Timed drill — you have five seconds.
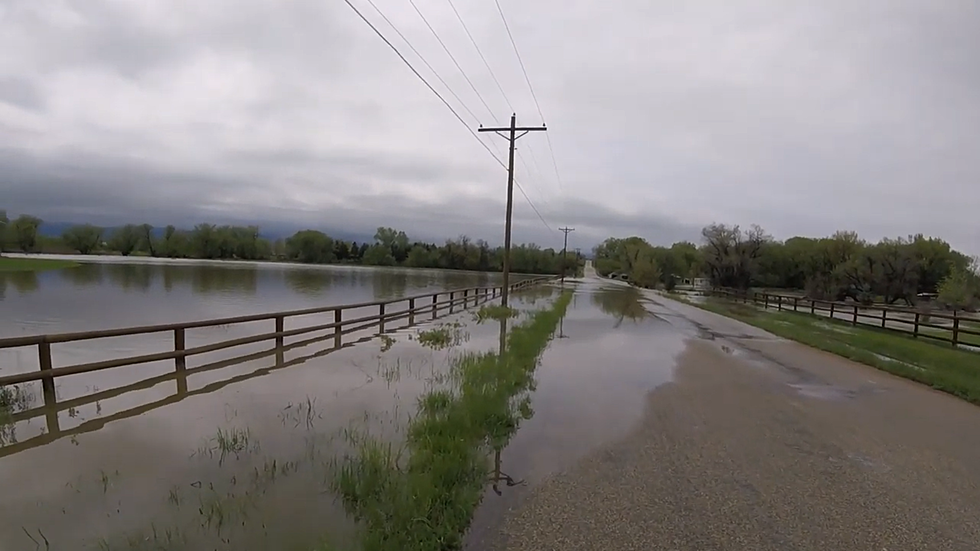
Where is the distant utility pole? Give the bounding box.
[559,227,574,283]
[479,114,547,306]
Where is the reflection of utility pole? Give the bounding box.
[479,114,547,307]
[559,227,574,284]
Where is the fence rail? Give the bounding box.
[708,289,980,349]
[0,276,555,393]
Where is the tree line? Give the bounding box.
[594,223,980,311]
[0,211,581,276]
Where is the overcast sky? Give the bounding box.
[0,0,977,253]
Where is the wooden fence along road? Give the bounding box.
[0,276,555,453]
[709,289,980,349]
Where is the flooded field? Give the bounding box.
[1,262,691,550]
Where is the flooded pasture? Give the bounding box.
[1,259,694,550]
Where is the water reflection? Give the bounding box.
[372,269,408,300]
[591,284,649,326]
[513,283,556,305]
[191,265,258,296]
[0,271,39,296]
[284,268,334,297]
[107,262,155,293]
[490,446,524,496]
[61,263,105,287]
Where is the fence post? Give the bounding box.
[830,303,835,319]
[764,294,769,309]
[275,315,285,348]
[913,312,920,338]
[777,296,782,311]
[881,309,887,329]
[334,309,342,347]
[952,313,960,347]
[38,339,60,434]
[463,289,469,307]
[38,340,57,408]
[432,294,438,319]
[810,300,815,315]
[793,297,798,312]
[852,305,858,326]
[174,328,186,371]
[379,303,386,333]
[408,298,416,325]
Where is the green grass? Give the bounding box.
[328,290,573,551]
[415,322,467,350]
[472,304,518,323]
[0,256,80,272]
[682,296,980,406]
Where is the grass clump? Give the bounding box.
[0,257,80,272]
[1,385,35,445]
[684,297,980,405]
[415,322,466,350]
[330,290,573,551]
[473,304,518,323]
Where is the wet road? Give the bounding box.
[481,270,980,550]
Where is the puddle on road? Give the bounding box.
[0,291,550,550]
[466,279,687,548]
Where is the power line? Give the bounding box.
[493,0,565,192]
[445,0,514,113]
[493,0,543,123]
[362,0,480,124]
[407,0,496,119]
[341,0,553,233]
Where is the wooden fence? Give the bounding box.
[708,289,980,349]
[0,276,555,399]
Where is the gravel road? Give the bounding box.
[490,277,980,550]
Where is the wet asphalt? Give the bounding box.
[482,269,980,550]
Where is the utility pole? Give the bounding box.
[479,114,547,306]
[559,227,574,283]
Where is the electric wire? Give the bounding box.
[445,0,514,113]
[341,0,553,232]
[407,0,496,119]
[362,0,480,124]
[493,0,565,192]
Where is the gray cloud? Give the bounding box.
[0,0,977,254]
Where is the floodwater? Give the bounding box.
[0,260,696,550]
[466,277,689,548]
[0,256,529,417]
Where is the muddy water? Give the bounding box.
[1,266,685,551]
[0,257,529,432]
[466,278,689,548]
[0,268,546,550]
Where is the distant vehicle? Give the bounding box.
[619,273,629,281]
[608,272,619,279]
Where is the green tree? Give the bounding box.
[362,244,396,266]
[0,209,8,255]
[62,224,104,254]
[140,224,157,256]
[10,215,42,253]
[701,224,769,290]
[285,230,334,264]
[374,226,410,261]
[937,264,979,311]
[406,245,436,268]
[108,224,142,256]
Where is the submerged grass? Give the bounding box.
[414,321,467,350]
[1,384,35,446]
[472,304,518,323]
[679,296,980,406]
[0,256,80,272]
[329,289,573,551]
